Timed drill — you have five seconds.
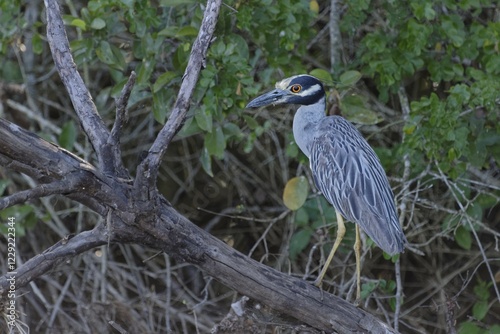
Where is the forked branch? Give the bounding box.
[44,0,121,175]
[134,0,222,198]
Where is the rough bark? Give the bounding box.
[0,0,397,333]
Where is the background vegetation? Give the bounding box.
[1,0,499,333]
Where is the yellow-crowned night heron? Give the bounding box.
[246,74,406,301]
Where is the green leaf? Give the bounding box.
[222,122,242,140]
[340,94,383,125]
[0,204,35,237]
[476,194,498,210]
[489,325,500,334]
[339,70,362,88]
[386,280,396,292]
[87,1,101,12]
[200,147,213,177]
[32,33,44,55]
[467,203,483,222]
[0,179,10,196]
[472,300,489,321]
[58,121,77,150]
[294,208,309,227]
[309,68,332,83]
[473,281,490,300]
[91,17,106,30]
[243,115,259,130]
[455,225,472,250]
[175,26,198,37]
[283,176,309,210]
[195,106,213,132]
[153,71,177,93]
[96,41,126,71]
[70,18,87,31]
[286,140,299,158]
[160,0,196,6]
[158,26,179,37]
[120,0,135,8]
[136,59,156,85]
[111,44,126,71]
[0,60,22,81]
[360,281,378,299]
[229,34,250,60]
[458,322,482,334]
[442,214,460,231]
[152,88,168,124]
[289,228,313,260]
[205,125,225,159]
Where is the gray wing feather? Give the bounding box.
[310,116,406,255]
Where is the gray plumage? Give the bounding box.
[247,74,406,255]
[310,116,405,255]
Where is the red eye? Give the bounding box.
[290,84,301,93]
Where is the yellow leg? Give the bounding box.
[314,212,346,287]
[354,224,361,304]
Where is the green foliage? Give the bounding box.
[458,279,499,333]
[403,72,500,178]
[0,180,10,196]
[459,323,500,334]
[0,0,23,55]
[337,70,362,89]
[0,204,37,237]
[61,0,318,172]
[236,0,314,67]
[455,225,472,250]
[309,68,333,83]
[360,17,429,94]
[289,228,313,261]
[382,251,401,264]
[0,0,24,81]
[473,280,492,320]
[459,322,482,334]
[289,197,335,260]
[0,0,318,175]
[58,121,78,150]
[352,0,500,101]
[361,279,397,306]
[334,70,383,125]
[442,195,497,250]
[340,94,383,125]
[64,0,187,124]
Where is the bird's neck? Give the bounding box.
[292,98,326,158]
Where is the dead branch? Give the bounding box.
[44,0,119,175]
[109,71,137,178]
[0,178,78,210]
[0,119,397,332]
[134,0,221,199]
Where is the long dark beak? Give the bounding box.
[246,89,288,108]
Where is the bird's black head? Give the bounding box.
[246,74,325,108]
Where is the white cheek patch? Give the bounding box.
[298,84,322,97]
[275,75,322,97]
